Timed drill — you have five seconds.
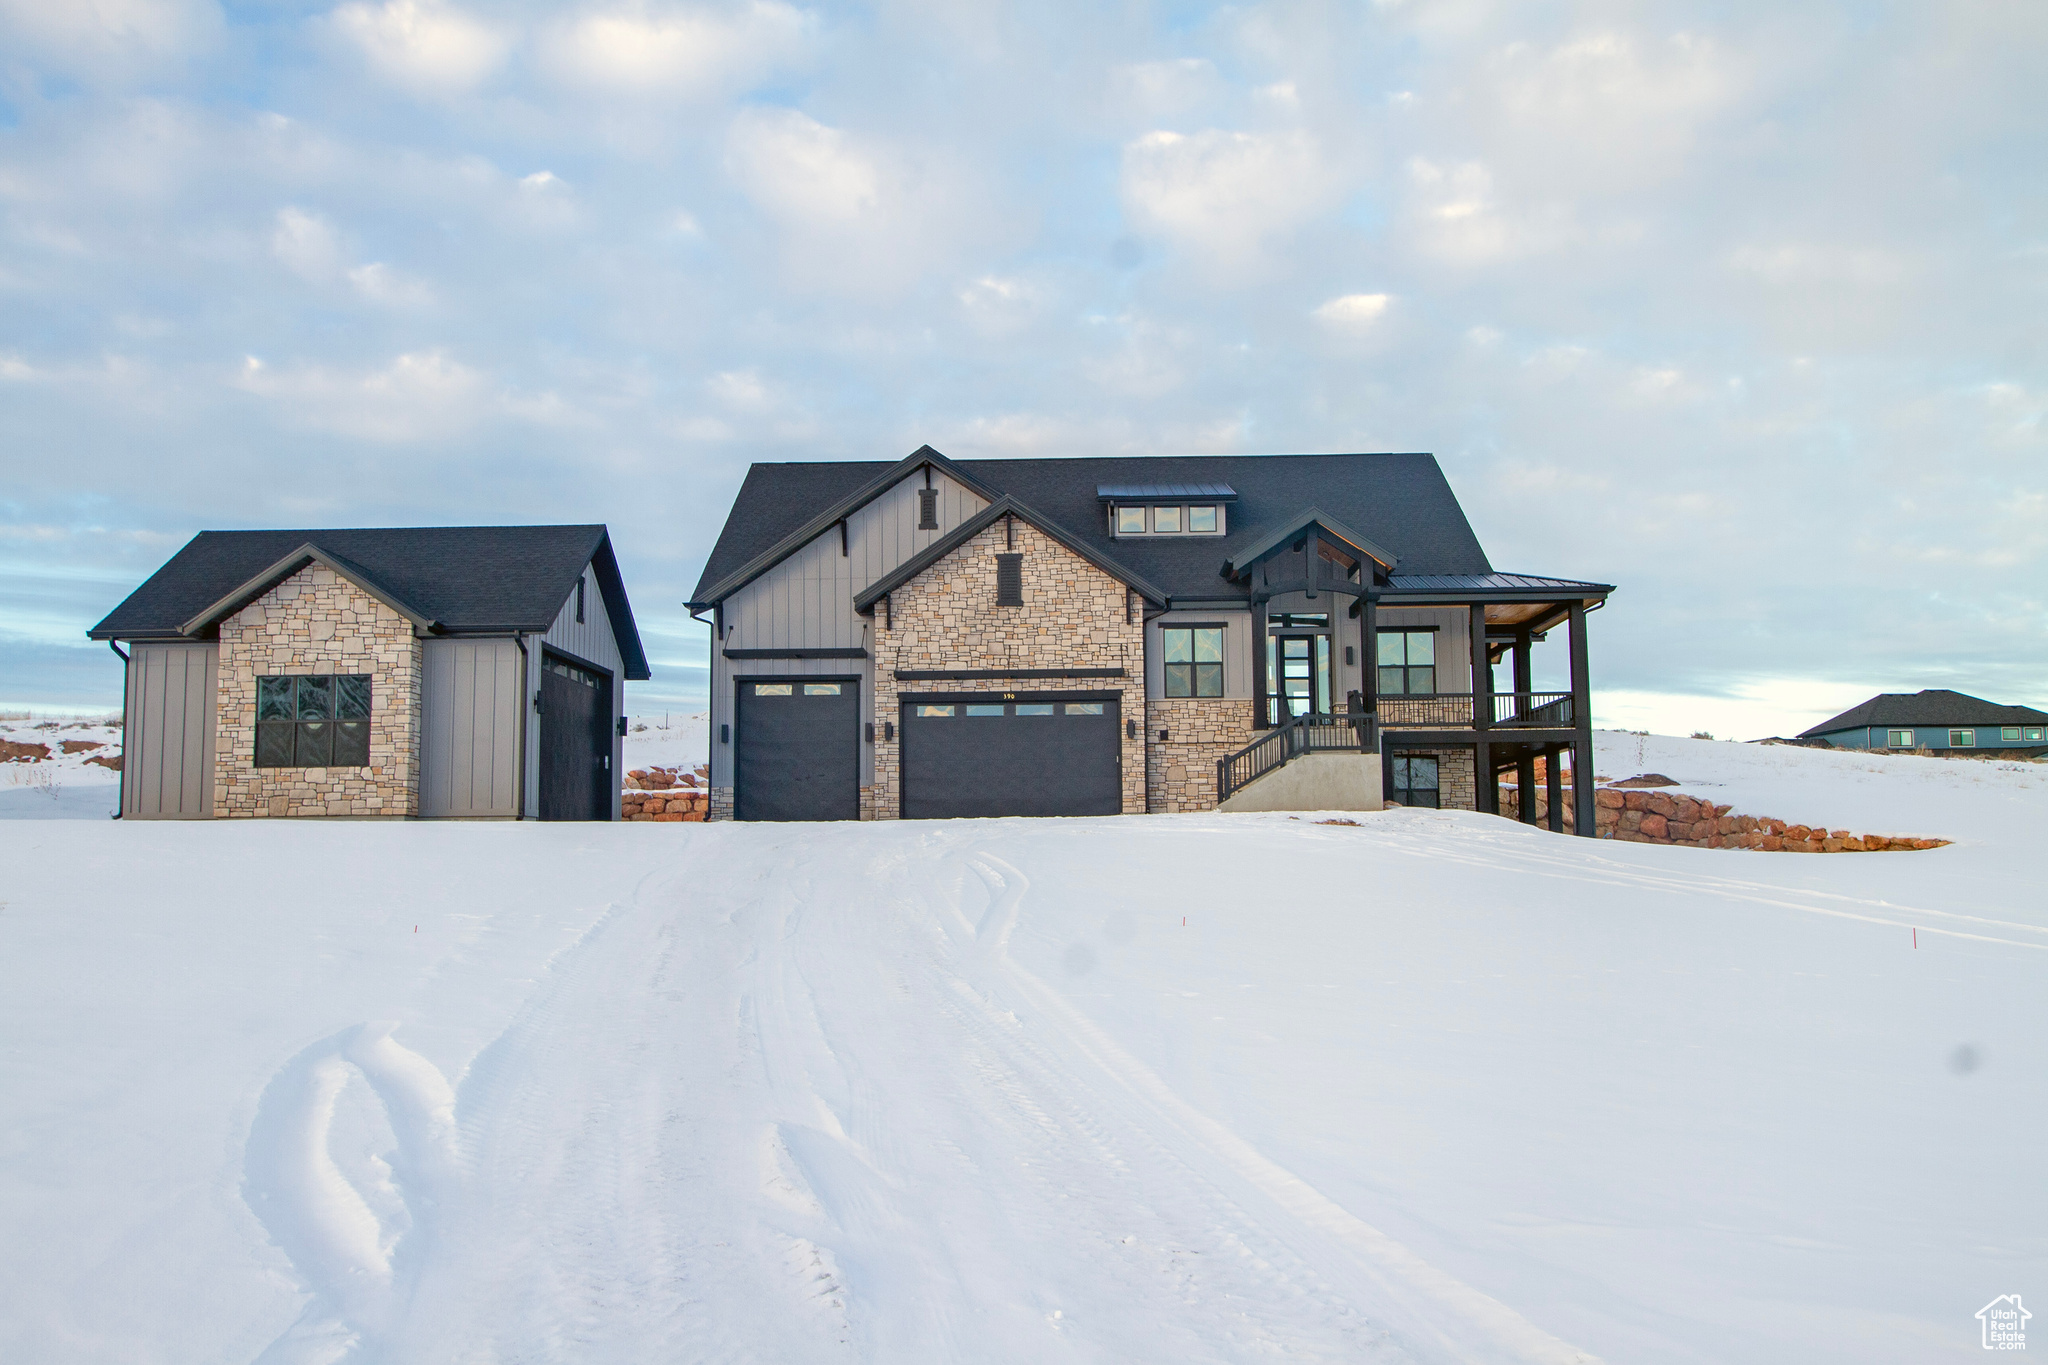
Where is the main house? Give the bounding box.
[690,447,1613,830]
[89,526,649,820]
[1800,689,2048,757]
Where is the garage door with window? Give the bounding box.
[735,679,860,821]
[900,695,1121,819]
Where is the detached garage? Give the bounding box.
[88,525,650,821]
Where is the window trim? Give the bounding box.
[1949,728,1975,747]
[1389,754,1441,808]
[1109,503,1227,537]
[1885,728,1914,748]
[1376,628,1439,697]
[254,673,373,769]
[2000,726,2021,741]
[1160,624,1225,698]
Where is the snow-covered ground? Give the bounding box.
[625,710,710,774]
[0,717,122,820]
[1,735,2042,1363]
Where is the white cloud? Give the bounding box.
[235,350,493,442]
[1313,293,1390,327]
[729,108,878,227]
[271,207,343,281]
[1120,129,1333,273]
[1108,59,1222,117]
[0,0,219,84]
[543,1,810,98]
[346,262,432,307]
[330,0,510,95]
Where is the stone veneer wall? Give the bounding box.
[1146,698,1254,812]
[214,564,422,818]
[868,520,1145,819]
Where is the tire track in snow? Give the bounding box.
[961,852,1603,1365]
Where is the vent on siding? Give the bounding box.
[995,554,1023,606]
[917,487,939,529]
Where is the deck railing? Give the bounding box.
[1374,692,1577,729]
[1217,711,1378,804]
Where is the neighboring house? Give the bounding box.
[688,447,1613,828]
[1800,689,2048,757]
[88,526,650,820]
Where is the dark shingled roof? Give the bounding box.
[692,452,1505,606]
[1800,689,2048,737]
[90,525,650,679]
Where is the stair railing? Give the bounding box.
[1216,710,1378,804]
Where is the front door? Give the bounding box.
[539,653,612,821]
[1267,633,1331,721]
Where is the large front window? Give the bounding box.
[256,674,371,768]
[1163,626,1224,697]
[1377,630,1436,695]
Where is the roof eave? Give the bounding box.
[1221,507,1400,577]
[691,445,1008,608]
[853,495,1170,614]
[175,543,440,638]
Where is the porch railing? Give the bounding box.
[1217,711,1378,804]
[1493,691,1574,726]
[1374,692,1577,728]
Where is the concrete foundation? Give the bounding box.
[1217,752,1384,813]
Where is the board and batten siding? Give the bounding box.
[1145,609,1255,699]
[709,469,989,791]
[525,563,626,818]
[123,641,217,819]
[419,638,523,818]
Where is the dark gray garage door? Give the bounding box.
[901,696,1122,819]
[539,653,613,821]
[735,679,860,821]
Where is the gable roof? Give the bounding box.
[691,450,1506,607]
[852,495,1170,613]
[1800,689,2048,737]
[1221,506,1399,576]
[90,524,651,679]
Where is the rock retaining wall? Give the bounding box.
[621,763,712,822]
[1499,785,1949,851]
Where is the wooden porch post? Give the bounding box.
[1251,597,1269,730]
[1469,604,1491,731]
[1359,589,1378,713]
[1546,742,1565,833]
[1513,627,1533,715]
[1569,601,1596,837]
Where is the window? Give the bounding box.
[803,683,841,696]
[965,704,1005,716]
[1390,755,1439,808]
[1116,506,1146,534]
[1949,728,1974,747]
[914,704,955,717]
[1886,729,1914,748]
[2028,728,2046,742]
[995,553,1023,606]
[753,683,793,696]
[256,674,370,768]
[1162,626,1224,697]
[1187,505,1217,533]
[1152,505,1183,533]
[1113,504,1224,535]
[2001,726,2021,741]
[1377,631,1436,695]
[1064,702,1103,715]
[1015,703,1055,715]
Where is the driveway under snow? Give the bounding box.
[1,736,2042,1363]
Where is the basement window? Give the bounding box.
[1390,755,1440,808]
[256,674,371,768]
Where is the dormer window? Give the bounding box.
[1110,503,1226,537]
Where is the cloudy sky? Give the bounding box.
[1,0,2041,739]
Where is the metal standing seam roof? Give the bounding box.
[1094,482,1239,502]
[1800,690,2048,737]
[692,451,1595,608]
[89,524,652,679]
[1387,572,1615,593]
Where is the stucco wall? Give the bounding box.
[867,519,1145,819]
[213,564,423,818]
